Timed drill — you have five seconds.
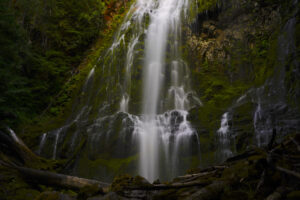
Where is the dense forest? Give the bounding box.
[0,0,123,128]
[0,0,300,199]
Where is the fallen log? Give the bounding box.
[276,166,300,179]
[269,137,294,154]
[177,165,227,180]
[188,181,226,200]
[124,179,212,190]
[290,136,300,152]
[225,150,259,163]
[0,160,110,192]
[176,170,217,179]
[0,128,40,166]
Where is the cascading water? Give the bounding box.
[216,112,232,161]
[38,0,201,182]
[137,0,197,182]
[221,16,300,151]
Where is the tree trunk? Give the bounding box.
[0,128,40,166]
[0,161,110,192]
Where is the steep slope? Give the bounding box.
[0,0,300,199]
[187,0,300,166]
[18,0,300,183]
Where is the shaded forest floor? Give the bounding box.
[0,131,300,200]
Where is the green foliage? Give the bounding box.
[0,0,115,128]
[0,0,32,126]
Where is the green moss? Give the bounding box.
[152,189,178,200]
[78,184,101,199]
[132,175,152,187]
[110,174,134,192]
[182,156,201,170]
[111,174,153,193]
[0,167,41,200]
[221,189,249,200]
[287,191,300,200]
[90,156,137,174]
[201,151,216,168]
[35,192,60,200]
[197,0,218,13]
[75,152,138,181]
[10,188,40,200]
[222,161,253,181]
[247,154,266,162]
[20,0,134,148]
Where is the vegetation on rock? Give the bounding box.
[0,0,299,199]
[0,0,129,129]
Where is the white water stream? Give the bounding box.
[138,0,192,181]
[217,112,232,161]
[117,0,199,181]
[39,0,201,182]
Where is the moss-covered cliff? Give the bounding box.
[15,0,300,182]
[186,0,300,166]
[0,0,299,199]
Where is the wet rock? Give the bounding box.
[123,190,153,199]
[78,184,103,199]
[202,20,217,37]
[271,103,288,115]
[35,191,75,200]
[87,192,129,200]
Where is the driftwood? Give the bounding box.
[0,160,110,192]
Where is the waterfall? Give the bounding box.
[39,0,200,182]
[115,0,199,181]
[38,133,47,155]
[216,112,232,161]
[138,0,191,182]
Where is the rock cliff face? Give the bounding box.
[186,0,300,166]
[1,0,300,199]
[24,0,300,183]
